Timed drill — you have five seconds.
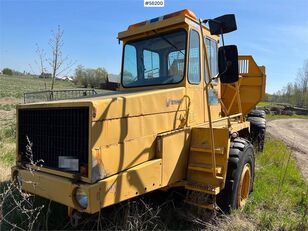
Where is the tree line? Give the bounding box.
[264,60,308,108]
[1,68,29,76]
[73,65,108,88]
[2,65,112,89]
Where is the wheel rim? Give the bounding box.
[237,163,251,208]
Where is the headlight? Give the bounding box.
[74,188,88,209]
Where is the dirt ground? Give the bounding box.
[0,97,21,105]
[267,118,308,182]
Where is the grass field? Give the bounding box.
[267,114,308,120]
[0,74,75,98]
[257,101,273,107]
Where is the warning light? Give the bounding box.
[128,9,197,30]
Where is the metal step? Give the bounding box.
[185,182,221,195]
[188,163,223,175]
[184,199,217,210]
[190,146,224,155]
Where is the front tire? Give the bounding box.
[217,138,255,212]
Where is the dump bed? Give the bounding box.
[221,55,266,117]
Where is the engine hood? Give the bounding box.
[18,87,188,122]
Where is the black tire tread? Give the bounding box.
[217,137,255,212]
[247,110,266,152]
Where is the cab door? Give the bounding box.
[186,29,205,126]
[204,36,221,121]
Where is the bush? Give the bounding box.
[74,65,107,88]
[2,68,13,76]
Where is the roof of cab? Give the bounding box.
[117,9,199,40]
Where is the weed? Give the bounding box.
[3,122,16,140]
[0,151,15,165]
[0,104,15,111]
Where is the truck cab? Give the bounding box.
[119,9,221,124]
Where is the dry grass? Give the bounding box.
[0,163,11,182]
[206,213,256,231]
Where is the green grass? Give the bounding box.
[257,101,273,107]
[267,114,308,120]
[0,120,16,166]
[219,136,308,230]
[0,151,15,165]
[247,137,307,229]
[0,104,15,111]
[0,74,75,98]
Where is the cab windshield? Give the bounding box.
[122,30,187,87]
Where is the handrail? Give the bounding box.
[239,55,264,77]
[24,89,97,103]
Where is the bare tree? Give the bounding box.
[35,44,47,89]
[48,25,75,90]
[33,25,75,91]
[297,60,308,107]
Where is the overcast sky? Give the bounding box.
[0,0,307,93]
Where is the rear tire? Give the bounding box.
[248,109,265,118]
[247,114,266,152]
[217,138,255,212]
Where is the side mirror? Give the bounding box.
[207,14,237,35]
[218,45,239,83]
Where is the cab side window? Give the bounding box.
[188,30,200,84]
[123,44,138,85]
[205,38,218,81]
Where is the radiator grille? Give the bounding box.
[18,107,89,175]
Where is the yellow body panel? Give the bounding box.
[89,87,188,182]
[157,128,191,186]
[186,127,230,194]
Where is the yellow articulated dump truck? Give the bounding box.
[12,9,266,220]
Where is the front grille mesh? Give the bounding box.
[18,107,89,175]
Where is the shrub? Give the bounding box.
[74,65,107,88]
[2,68,13,76]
